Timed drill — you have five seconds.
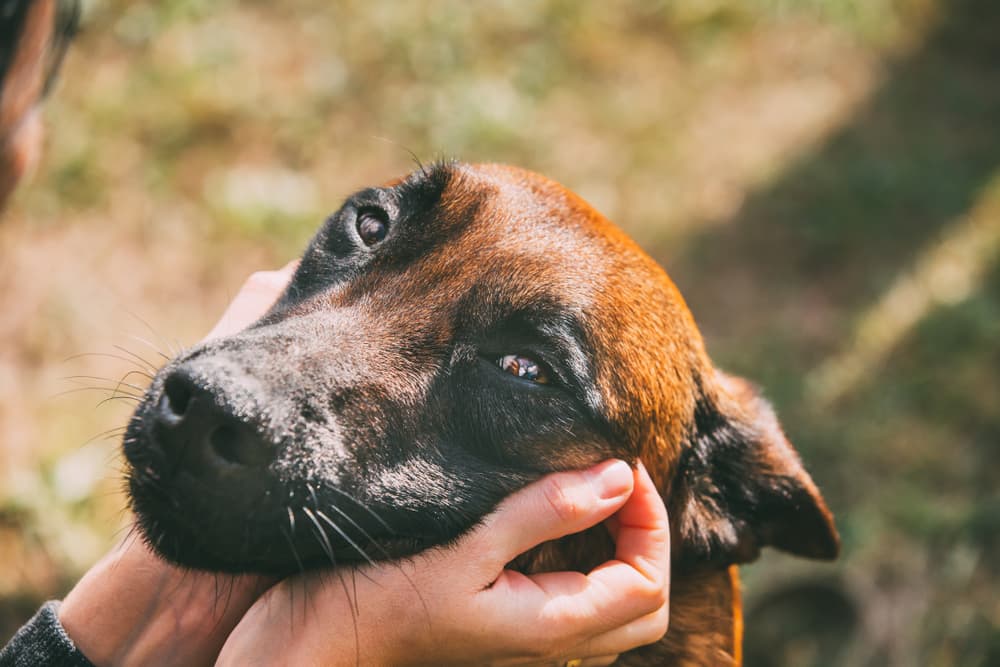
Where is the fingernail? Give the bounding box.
[587,459,634,499]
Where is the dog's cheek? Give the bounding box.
[434,366,613,470]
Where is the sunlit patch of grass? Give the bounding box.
[808,173,1000,404]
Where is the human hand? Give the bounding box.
[202,261,298,341]
[59,263,297,666]
[217,460,671,667]
[58,539,272,667]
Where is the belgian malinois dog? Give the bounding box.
[125,162,838,665]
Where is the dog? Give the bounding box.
[123,161,839,665]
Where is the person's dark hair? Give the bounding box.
[0,0,80,102]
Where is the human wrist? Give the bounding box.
[59,540,268,666]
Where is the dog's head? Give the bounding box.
[124,162,837,581]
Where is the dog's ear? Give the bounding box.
[671,370,839,566]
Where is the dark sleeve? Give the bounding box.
[0,601,95,667]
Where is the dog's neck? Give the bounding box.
[514,528,741,666]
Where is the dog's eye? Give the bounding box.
[357,209,389,246]
[498,354,549,384]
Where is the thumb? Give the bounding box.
[468,459,635,572]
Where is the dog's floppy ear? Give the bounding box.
[671,370,839,566]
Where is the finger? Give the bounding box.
[465,459,635,573]
[578,462,669,621]
[203,263,297,341]
[486,463,668,638]
[569,603,670,659]
[599,461,670,586]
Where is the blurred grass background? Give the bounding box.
[1,0,998,664]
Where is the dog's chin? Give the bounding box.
[129,478,440,575]
[139,519,438,575]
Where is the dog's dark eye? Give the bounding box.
[498,354,549,384]
[357,209,389,246]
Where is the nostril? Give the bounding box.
[208,423,267,467]
[163,373,193,417]
[209,425,243,465]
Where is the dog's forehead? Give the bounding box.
[451,163,623,250]
[436,163,640,301]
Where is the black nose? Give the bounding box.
[153,369,271,477]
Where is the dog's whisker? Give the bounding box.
[216,573,239,627]
[61,351,155,376]
[122,309,178,358]
[321,502,384,555]
[306,482,320,508]
[210,573,222,618]
[280,522,306,576]
[125,333,173,363]
[350,569,360,616]
[326,486,394,534]
[77,425,128,449]
[318,499,430,619]
[309,485,407,587]
[319,502,426,601]
[113,343,162,373]
[51,385,142,400]
[169,336,186,358]
[117,368,155,384]
[333,569,361,667]
[95,395,142,409]
[314,509,377,569]
[302,506,337,567]
[62,374,148,395]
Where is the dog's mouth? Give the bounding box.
[128,462,438,574]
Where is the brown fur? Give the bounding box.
[471,164,836,665]
[125,161,837,665]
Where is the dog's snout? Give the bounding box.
[153,368,272,475]
[161,372,193,422]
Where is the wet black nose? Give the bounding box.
[153,368,271,477]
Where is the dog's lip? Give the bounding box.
[128,459,442,572]
[137,504,435,573]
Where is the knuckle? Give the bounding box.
[626,579,661,608]
[649,580,670,609]
[633,571,669,609]
[542,476,585,524]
